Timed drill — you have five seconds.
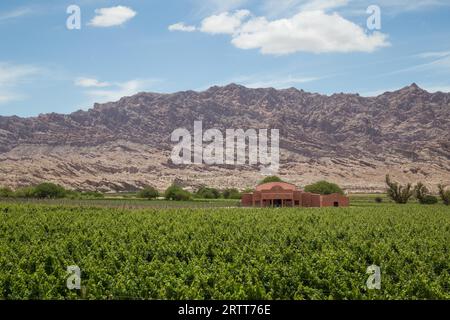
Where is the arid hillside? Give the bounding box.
[0,83,449,192]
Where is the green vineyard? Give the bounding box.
[0,202,449,300]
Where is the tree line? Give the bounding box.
[385,175,450,205]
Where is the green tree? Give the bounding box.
[196,187,220,199]
[258,176,283,185]
[304,181,344,195]
[223,188,241,199]
[138,186,159,200]
[33,183,67,199]
[420,195,438,205]
[164,185,192,201]
[438,184,450,206]
[385,175,413,204]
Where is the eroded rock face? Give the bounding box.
[0,83,449,192]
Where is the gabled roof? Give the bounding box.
[255,182,298,192]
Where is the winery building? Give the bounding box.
[241,182,349,208]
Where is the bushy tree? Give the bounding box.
[223,188,241,199]
[304,181,344,195]
[385,175,413,204]
[414,182,430,204]
[258,176,283,185]
[195,187,221,199]
[438,184,450,206]
[0,187,13,198]
[14,186,37,198]
[33,183,67,199]
[138,186,159,200]
[164,185,192,201]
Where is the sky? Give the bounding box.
[0,0,450,117]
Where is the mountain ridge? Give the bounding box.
[0,83,449,192]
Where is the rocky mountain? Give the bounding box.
[0,83,449,193]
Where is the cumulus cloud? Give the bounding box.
[88,6,137,28]
[171,9,389,55]
[75,77,110,88]
[200,10,250,34]
[232,10,389,55]
[168,22,196,32]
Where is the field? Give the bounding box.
[0,200,449,300]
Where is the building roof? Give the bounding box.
[255,182,298,192]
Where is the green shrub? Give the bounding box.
[420,195,438,205]
[196,187,220,199]
[164,185,192,201]
[32,183,67,199]
[65,190,82,200]
[137,187,159,200]
[0,187,13,198]
[258,176,283,185]
[304,181,344,195]
[223,188,241,199]
[385,175,413,204]
[438,184,450,206]
[14,186,38,198]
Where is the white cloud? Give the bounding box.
[234,10,389,54]
[261,0,349,16]
[168,22,196,32]
[387,53,450,76]
[0,7,33,21]
[0,63,40,104]
[75,77,110,88]
[80,79,160,104]
[173,8,389,55]
[416,51,450,59]
[0,63,40,85]
[192,0,250,15]
[234,74,321,88]
[373,0,450,12]
[88,6,137,28]
[300,0,349,11]
[200,10,251,34]
[0,92,24,104]
[422,85,450,93]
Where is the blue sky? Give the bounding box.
[1,0,450,117]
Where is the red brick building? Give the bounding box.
[241,182,349,208]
